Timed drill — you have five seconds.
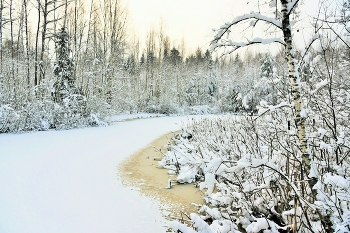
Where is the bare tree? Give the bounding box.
[23,0,30,86]
[34,0,65,86]
[0,0,3,59]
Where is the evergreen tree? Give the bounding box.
[140,53,145,65]
[51,27,86,121]
[52,27,76,103]
[124,55,137,75]
[260,53,273,78]
[195,47,203,64]
[163,46,169,63]
[204,49,211,61]
[185,54,196,66]
[48,27,88,128]
[170,47,181,66]
[233,53,243,68]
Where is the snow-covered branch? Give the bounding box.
[299,33,322,63]
[211,37,285,54]
[219,12,282,34]
[211,12,283,52]
[256,101,293,118]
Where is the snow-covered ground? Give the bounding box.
[0,116,195,233]
[107,113,167,122]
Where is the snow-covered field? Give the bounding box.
[0,116,195,233]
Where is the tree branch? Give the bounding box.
[212,12,282,43]
[211,37,285,54]
[210,12,284,53]
[287,0,300,16]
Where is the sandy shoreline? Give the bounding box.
[119,131,203,219]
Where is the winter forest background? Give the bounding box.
[1,0,350,232]
[0,0,323,132]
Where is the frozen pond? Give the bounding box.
[0,116,195,233]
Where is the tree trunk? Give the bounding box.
[0,0,3,72]
[24,0,30,86]
[39,0,48,83]
[281,0,313,190]
[281,1,333,232]
[9,0,14,79]
[34,0,41,86]
[17,2,25,80]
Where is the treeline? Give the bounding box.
[0,0,282,133]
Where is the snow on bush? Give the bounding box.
[161,106,350,232]
[0,81,109,133]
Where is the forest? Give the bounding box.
[1,0,350,232]
[0,0,299,132]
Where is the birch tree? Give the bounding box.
[210,0,332,231]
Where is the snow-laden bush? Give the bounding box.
[0,80,109,133]
[0,104,22,133]
[162,112,350,232]
[161,57,350,233]
[144,97,179,115]
[184,105,219,115]
[85,95,111,124]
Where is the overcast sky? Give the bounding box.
[126,0,250,53]
[126,0,322,54]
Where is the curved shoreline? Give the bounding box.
[119,131,203,219]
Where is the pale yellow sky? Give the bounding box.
[126,0,247,53]
[126,0,322,54]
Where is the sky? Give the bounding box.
[126,0,323,55]
[126,0,246,54]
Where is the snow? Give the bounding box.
[170,221,198,233]
[211,11,284,53]
[230,12,282,29]
[311,79,329,94]
[0,116,196,233]
[311,55,322,66]
[107,113,166,122]
[324,173,350,190]
[191,213,214,233]
[229,38,284,47]
[176,165,198,183]
[251,157,268,167]
[245,217,286,233]
[245,218,273,233]
[317,128,327,137]
[215,37,285,55]
[315,78,329,89]
[203,173,216,195]
[308,160,319,178]
[300,108,308,117]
